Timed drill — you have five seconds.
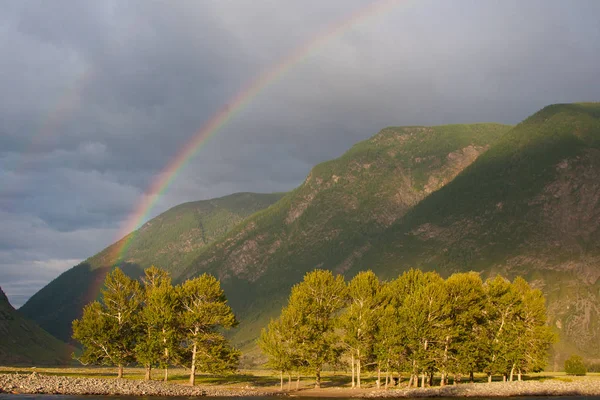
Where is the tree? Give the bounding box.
[339,270,382,388]
[391,269,447,388]
[258,311,301,390]
[481,276,520,382]
[72,267,141,378]
[135,266,180,381]
[508,277,556,380]
[565,354,587,376]
[178,274,239,386]
[443,272,486,384]
[283,269,347,388]
[374,280,407,389]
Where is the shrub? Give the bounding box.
[564,354,587,376]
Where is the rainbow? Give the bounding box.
[109,0,404,266]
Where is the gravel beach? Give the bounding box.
[363,380,600,397]
[3,372,600,398]
[0,372,275,397]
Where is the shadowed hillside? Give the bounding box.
[0,287,72,365]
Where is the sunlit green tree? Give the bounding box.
[72,267,142,378]
[178,274,239,386]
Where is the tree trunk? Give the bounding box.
[164,342,169,381]
[145,365,151,381]
[315,367,321,388]
[189,341,197,386]
[487,373,492,383]
[502,374,507,383]
[117,364,123,379]
[441,336,449,386]
[509,363,515,382]
[385,370,389,389]
[469,371,474,383]
[357,354,361,388]
[429,372,434,387]
[421,373,426,388]
[518,369,522,382]
[280,370,283,391]
[288,373,292,391]
[296,373,300,391]
[377,365,381,388]
[351,353,356,388]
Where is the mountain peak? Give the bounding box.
[523,102,600,127]
[0,286,12,310]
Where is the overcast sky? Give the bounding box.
[1,0,599,308]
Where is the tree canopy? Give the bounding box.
[260,269,555,388]
[72,267,238,384]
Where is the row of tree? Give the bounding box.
[72,267,238,385]
[259,269,555,389]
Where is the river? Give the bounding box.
[3,396,600,400]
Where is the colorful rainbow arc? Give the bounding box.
[109,0,403,266]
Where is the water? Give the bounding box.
[3,397,600,400]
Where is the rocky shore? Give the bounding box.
[0,372,275,397]
[364,380,600,397]
[3,372,600,398]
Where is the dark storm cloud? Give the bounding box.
[1,0,599,307]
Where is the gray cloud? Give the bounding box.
[1,0,599,307]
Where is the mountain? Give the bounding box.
[22,103,600,368]
[20,192,284,343]
[0,286,72,365]
[178,123,512,351]
[183,103,599,367]
[179,104,600,366]
[356,103,600,366]
[21,123,509,353]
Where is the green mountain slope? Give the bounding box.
[354,103,600,366]
[24,104,600,368]
[0,287,72,365]
[179,123,511,352]
[20,192,283,343]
